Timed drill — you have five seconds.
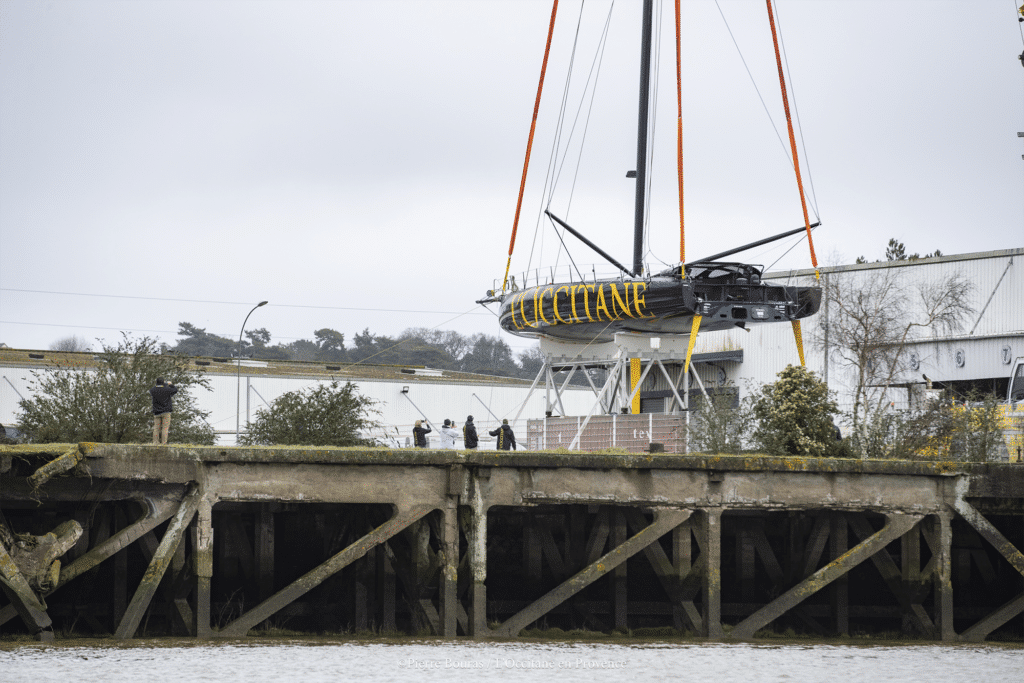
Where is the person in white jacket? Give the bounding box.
[439,419,460,449]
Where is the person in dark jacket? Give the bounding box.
[489,419,517,451]
[413,420,432,448]
[149,378,178,445]
[463,415,479,450]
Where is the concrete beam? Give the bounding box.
[56,490,182,588]
[27,445,84,489]
[115,486,200,639]
[0,540,52,639]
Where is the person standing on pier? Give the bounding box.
[439,419,459,449]
[463,415,478,450]
[489,419,517,451]
[413,419,431,448]
[149,378,178,445]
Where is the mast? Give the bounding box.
[632,0,654,277]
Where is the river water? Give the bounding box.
[2,638,1023,683]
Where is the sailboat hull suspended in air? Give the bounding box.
[487,1,823,345]
[490,262,821,343]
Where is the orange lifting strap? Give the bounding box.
[765,0,818,279]
[674,0,685,265]
[502,0,559,293]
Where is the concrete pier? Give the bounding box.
[2,444,1022,641]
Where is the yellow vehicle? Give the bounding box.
[1004,357,1024,462]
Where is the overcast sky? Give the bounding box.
[1,0,1022,356]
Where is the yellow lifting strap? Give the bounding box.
[792,319,806,367]
[630,358,642,415]
[684,315,702,377]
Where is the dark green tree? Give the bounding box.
[171,322,236,358]
[348,328,403,364]
[461,334,517,377]
[885,238,910,261]
[245,327,272,348]
[17,335,215,444]
[238,380,379,447]
[752,365,842,458]
[280,338,320,362]
[517,346,545,379]
[313,328,347,361]
[243,327,288,360]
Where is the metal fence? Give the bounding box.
[526,413,687,453]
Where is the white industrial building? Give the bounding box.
[0,351,595,448]
[695,247,1023,413]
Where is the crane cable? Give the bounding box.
[502,0,559,294]
[765,0,818,279]
[674,0,685,266]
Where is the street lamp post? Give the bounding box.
[236,301,268,442]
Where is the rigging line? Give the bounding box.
[0,288,489,316]
[548,214,585,282]
[766,0,818,274]
[774,1,820,221]
[550,2,615,201]
[502,0,559,294]
[714,0,792,171]
[675,0,685,265]
[526,2,585,279]
[763,231,812,273]
[551,1,616,276]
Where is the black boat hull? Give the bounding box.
[495,263,821,342]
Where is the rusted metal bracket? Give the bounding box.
[217,504,435,638]
[728,513,922,640]
[490,508,693,637]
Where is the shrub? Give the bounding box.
[239,380,379,447]
[752,365,842,457]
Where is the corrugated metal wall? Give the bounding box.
[685,249,1023,413]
